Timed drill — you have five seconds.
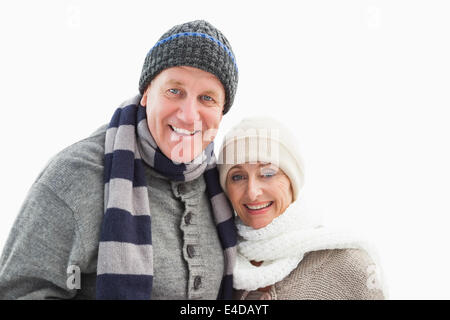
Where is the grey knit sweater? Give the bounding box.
[0,125,224,299]
[233,248,385,300]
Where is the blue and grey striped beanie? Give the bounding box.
[138,20,238,114]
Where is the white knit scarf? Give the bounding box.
[233,200,374,291]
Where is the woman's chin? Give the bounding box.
[249,219,272,230]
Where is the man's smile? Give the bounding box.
[169,124,201,136]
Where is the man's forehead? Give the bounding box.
[164,79,184,86]
[157,68,224,95]
[158,66,222,84]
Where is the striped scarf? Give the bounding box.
[96,95,237,299]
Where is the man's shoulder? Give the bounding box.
[37,124,108,200]
[53,124,107,167]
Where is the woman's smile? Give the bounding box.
[244,201,274,215]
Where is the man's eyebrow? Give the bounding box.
[162,82,221,97]
[164,79,185,87]
[203,89,222,97]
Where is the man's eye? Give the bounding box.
[169,88,180,95]
[202,95,214,102]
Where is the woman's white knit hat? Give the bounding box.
[217,117,305,201]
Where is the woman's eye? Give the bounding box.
[231,174,244,182]
[261,171,276,178]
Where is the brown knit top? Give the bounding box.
[233,248,385,300]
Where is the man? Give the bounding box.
[0,20,238,300]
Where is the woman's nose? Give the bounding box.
[246,177,263,201]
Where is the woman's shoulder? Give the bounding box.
[274,248,385,300]
[302,248,374,275]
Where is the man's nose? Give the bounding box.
[178,96,200,124]
[247,177,263,201]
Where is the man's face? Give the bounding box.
[140,66,225,163]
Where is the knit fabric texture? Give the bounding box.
[234,248,385,300]
[138,20,238,114]
[233,200,377,291]
[96,95,237,299]
[0,124,227,299]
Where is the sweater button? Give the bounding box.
[184,212,192,225]
[194,276,202,290]
[187,245,195,258]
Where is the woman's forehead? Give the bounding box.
[229,162,278,171]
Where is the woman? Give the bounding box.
[218,117,386,300]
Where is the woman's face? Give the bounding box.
[226,162,293,229]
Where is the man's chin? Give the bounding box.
[165,139,205,164]
[166,148,203,164]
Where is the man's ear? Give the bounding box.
[140,89,148,107]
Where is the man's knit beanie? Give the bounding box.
[138,20,238,114]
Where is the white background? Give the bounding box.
[1,0,449,299]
